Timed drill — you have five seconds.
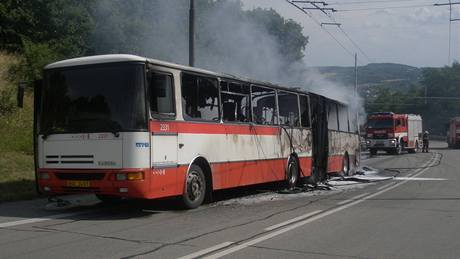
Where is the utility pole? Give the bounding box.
[189,0,195,67]
[434,1,460,65]
[354,53,358,98]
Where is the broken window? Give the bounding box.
[299,95,310,128]
[181,73,219,121]
[220,81,250,123]
[328,102,339,130]
[278,91,300,127]
[338,104,350,132]
[251,85,277,125]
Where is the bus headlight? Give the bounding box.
[127,172,144,181]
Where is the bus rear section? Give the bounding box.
[448,117,460,148]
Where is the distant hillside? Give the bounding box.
[317,63,422,92]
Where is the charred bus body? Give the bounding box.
[19,54,360,208]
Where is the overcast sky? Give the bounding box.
[241,0,460,67]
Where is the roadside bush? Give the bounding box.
[0,86,15,116]
[8,40,60,83]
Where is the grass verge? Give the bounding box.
[0,52,37,202]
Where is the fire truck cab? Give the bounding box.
[447,117,460,148]
[366,112,422,155]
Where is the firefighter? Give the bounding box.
[422,130,429,152]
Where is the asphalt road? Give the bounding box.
[0,141,458,259]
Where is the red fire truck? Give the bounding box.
[366,112,423,155]
[447,117,460,148]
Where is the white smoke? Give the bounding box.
[90,0,364,122]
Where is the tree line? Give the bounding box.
[0,0,308,83]
[365,62,460,135]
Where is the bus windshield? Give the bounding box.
[367,119,394,129]
[40,64,147,135]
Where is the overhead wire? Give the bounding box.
[285,0,357,61]
[329,0,432,5]
[337,4,434,12]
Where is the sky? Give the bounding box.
[240,0,460,67]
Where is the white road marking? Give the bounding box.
[264,210,323,231]
[201,153,440,259]
[0,211,89,228]
[377,182,394,190]
[177,242,234,259]
[337,193,370,205]
[393,177,447,181]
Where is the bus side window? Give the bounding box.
[278,91,300,127]
[221,81,250,123]
[251,85,277,125]
[149,72,175,117]
[181,73,219,121]
[348,107,358,133]
[299,95,310,128]
[338,104,349,132]
[328,102,339,130]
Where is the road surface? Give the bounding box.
[0,141,458,259]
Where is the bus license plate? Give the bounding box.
[66,180,90,188]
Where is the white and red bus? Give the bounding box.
[28,54,360,208]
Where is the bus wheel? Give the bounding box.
[181,165,206,209]
[286,157,299,189]
[341,153,350,176]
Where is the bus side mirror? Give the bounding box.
[17,82,26,108]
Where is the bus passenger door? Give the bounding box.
[310,94,329,182]
[148,71,178,198]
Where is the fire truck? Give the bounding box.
[366,112,423,155]
[447,117,460,148]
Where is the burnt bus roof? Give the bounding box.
[45,54,348,105]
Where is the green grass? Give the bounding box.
[0,52,37,202]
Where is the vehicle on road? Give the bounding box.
[18,54,360,208]
[447,117,460,148]
[366,112,422,155]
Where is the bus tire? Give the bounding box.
[181,164,206,209]
[286,156,299,189]
[341,153,350,176]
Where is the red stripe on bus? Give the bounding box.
[39,157,319,199]
[327,155,344,173]
[150,121,280,135]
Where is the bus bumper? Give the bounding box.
[36,168,151,198]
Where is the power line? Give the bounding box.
[330,0,430,5]
[285,0,357,60]
[325,10,373,63]
[338,4,433,12]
